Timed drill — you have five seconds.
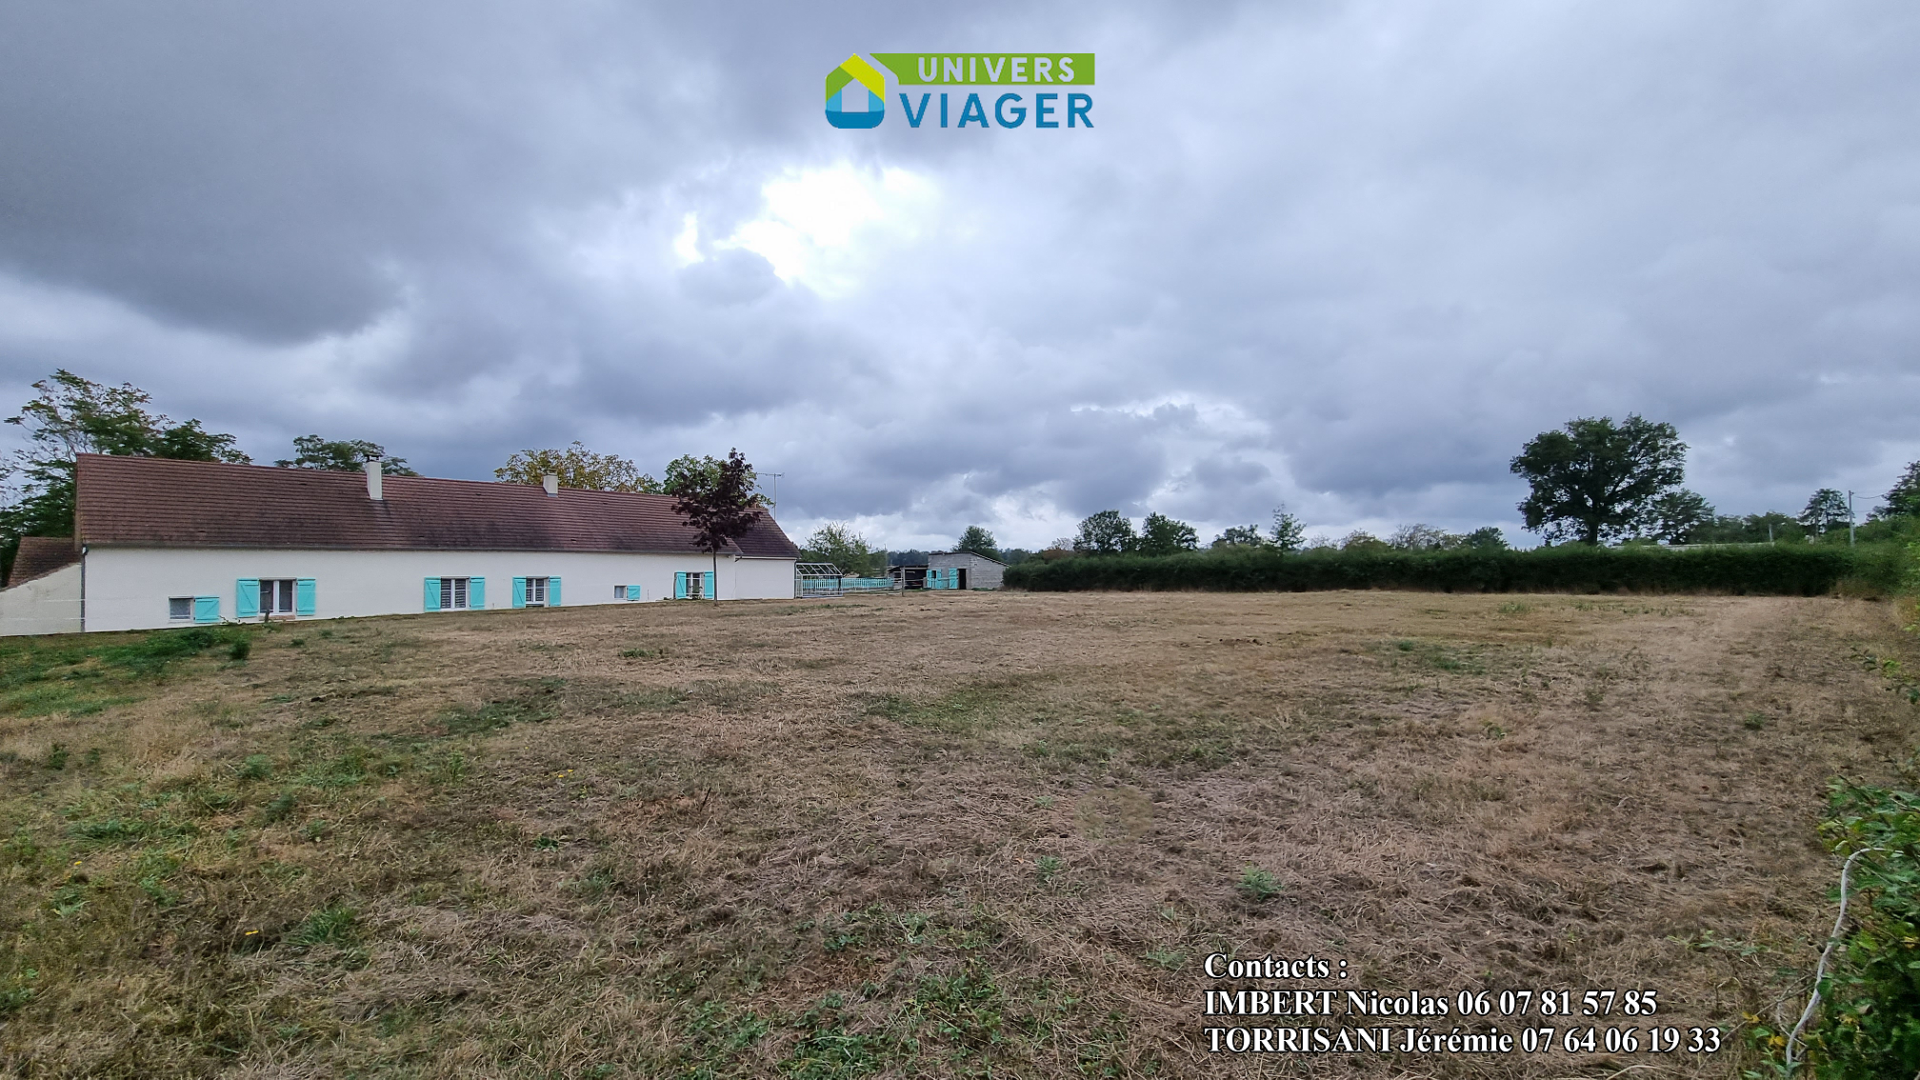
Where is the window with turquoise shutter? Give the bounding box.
[674,572,687,599]
[702,571,714,600]
[548,577,561,607]
[470,577,485,609]
[295,579,316,616]
[512,577,527,608]
[236,578,260,618]
[424,577,441,611]
[193,596,220,623]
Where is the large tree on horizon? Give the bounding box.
[277,435,417,475]
[1510,415,1687,545]
[2,370,247,580]
[496,441,657,492]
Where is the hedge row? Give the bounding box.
[1001,544,1864,596]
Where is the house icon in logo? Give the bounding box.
[825,55,885,129]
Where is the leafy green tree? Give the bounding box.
[1511,415,1687,544]
[1874,463,1920,520]
[672,448,764,602]
[1340,530,1391,552]
[276,435,417,475]
[955,525,999,558]
[1270,505,1306,552]
[2,370,247,580]
[1801,488,1851,534]
[1073,510,1137,556]
[663,453,772,507]
[1137,513,1198,556]
[1212,524,1265,548]
[1649,488,1714,544]
[803,522,880,576]
[496,442,659,492]
[1456,526,1509,551]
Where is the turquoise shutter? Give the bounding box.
[629,583,642,601]
[674,572,687,599]
[295,579,316,616]
[702,571,714,600]
[193,596,220,623]
[236,578,260,618]
[548,577,561,607]
[512,577,526,608]
[469,577,485,609]
[424,577,441,612]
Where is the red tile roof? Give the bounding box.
[5,536,80,587]
[74,455,801,558]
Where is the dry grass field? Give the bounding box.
[3,590,1918,1078]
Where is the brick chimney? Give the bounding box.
[542,473,559,497]
[365,459,383,501]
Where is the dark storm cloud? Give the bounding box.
[3,1,1919,548]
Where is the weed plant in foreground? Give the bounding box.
[0,591,1916,1077]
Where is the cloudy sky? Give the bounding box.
[3,2,1918,550]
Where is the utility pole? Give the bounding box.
[1847,490,1856,547]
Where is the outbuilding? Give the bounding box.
[926,550,1005,590]
[0,454,802,636]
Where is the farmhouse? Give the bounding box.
[0,454,802,636]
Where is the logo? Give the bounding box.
[825,55,886,129]
[825,53,1096,131]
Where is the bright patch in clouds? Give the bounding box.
[722,165,937,295]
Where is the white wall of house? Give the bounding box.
[75,547,798,633]
[0,563,83,636]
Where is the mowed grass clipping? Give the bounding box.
[0,592,1916,1078]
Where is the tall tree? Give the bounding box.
[277,435,416,475]
[1874,463,1920,520]
[1212,524,1265,548]
[803,522,878,576]
[1137,512,1198,556]
[672,448,764,602]
[1510,415,1687,544]
[1801,488,1851,534]
[496,442,659,492]
[1269,505,1306,552]
[955,525,998,558]
[663,453,770,506]
[2,370,247,580]
[1649,488,1714,544]
[1073,510,1137,555]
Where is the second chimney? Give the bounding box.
[364,459,383,501]
[542,473,559,497]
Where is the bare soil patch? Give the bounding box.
[2,591,1915,1077]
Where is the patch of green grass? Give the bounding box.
[1238,865,1282,902]
[236,754,274,782]
[861,680,1026,734]
[287,903,359,947]
[0,625,254,716]
[619,646,668,659]
[1143,948,1186,971]
[439,695,556,736]
[1034,855,1063,883]
[1743,711,1769,730]
[254,790,297,825]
